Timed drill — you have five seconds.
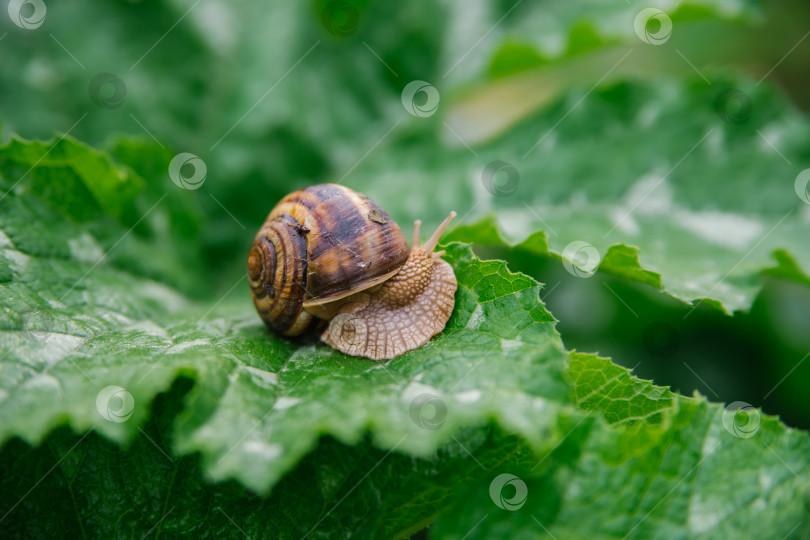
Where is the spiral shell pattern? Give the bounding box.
[248,213,312,335]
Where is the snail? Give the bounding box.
[247,184,457,360]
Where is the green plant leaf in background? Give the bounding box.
[355,77,810,315]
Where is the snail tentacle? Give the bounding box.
[412,220,421,249]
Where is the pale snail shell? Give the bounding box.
[247,184,457,360]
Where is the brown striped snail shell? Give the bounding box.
[247,183,457,360]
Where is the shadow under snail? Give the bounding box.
[247,184,457,360]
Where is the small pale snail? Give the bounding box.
[247,184,457,360]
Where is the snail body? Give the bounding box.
[248,184,457,360]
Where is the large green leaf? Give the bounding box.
[1,136,808,538]
[431,353,810,539]
[348,78,810,314]
[0,136,574,494]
